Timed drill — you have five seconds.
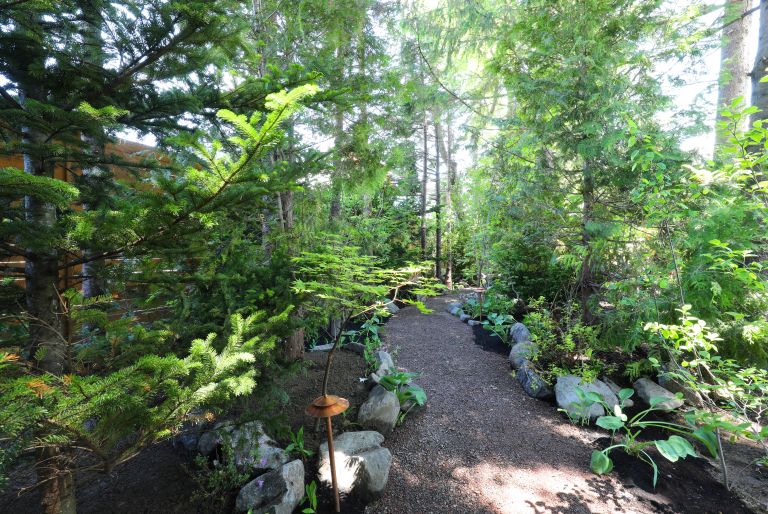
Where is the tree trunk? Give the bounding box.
[434,122,442,281]
[420,111,428,259]
[437,113,457,288]
[37,447,77,514]
[80,0,108,302]
[715,0,752,149]
[751,0,768,127]
[580,161,595,323]
[22,80,74,512]
[330,109,344,221]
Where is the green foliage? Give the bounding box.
[586,388,714,487]
[188,442,250,512]
[292,237,439,338]
[0,313,272,486]
[301,480,319,514]
[524,298,605,384]
[378,370,427,424]
[482,312,516,346]
[285,426,313,460]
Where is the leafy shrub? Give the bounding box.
[524,297,605,384]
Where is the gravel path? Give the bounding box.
[365,294,676,514]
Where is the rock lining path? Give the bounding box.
[365,294,701,514]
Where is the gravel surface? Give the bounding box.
[365,294,732,514]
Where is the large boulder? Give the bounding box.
[235,459,304,514]
[555,375,619,421]
[198,421,288,473]
[657,373,705,408]
[508,341,536,369]
[358,385,400,435]
[509,323,531,344]
[342,342,366,356]
[319,431,391,501]
[633,378,684,411]
[516,364,553,400]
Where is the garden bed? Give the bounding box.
[0,350,370,514]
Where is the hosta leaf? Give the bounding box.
[691,428,718,459]
[596,415,625,431]
[618,388,634,402]
[590,450,614,475]
[655,435,696,462]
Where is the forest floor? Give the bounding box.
[366,293,761,514]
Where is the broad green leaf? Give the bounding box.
[654,435,696,463]
[618,388,634,402]
[596,415,624,431]
[691,428,718,459]
[590,450,614,475]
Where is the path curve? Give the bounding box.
[366,295,674,514]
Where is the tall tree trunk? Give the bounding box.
[580,161,595,323]
[330,108,344,221]
[437,112,458,289]
[281,123,303,362]
[420,111,428,259]
[22,82,77,514]
[715,0,752,149]
[751,0,768,127]
[434,122,442,281]
[81,0,108,302]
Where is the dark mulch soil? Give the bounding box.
[0,349,369,514]
[470,323,510,356]
[0,441,198,514]
[594,437,752,514]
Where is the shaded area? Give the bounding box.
[366,294,754,514]
[0,350,369,514]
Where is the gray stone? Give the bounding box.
[555,375,619,421]
[633,378,684,411]
[459,312,471,322]
[198,421,288,473]
[468,319,482,327]
[658,373,705,407]
[373,350,394,377]
[319,431,391,501]
[509,323,531,344]
[176,431,200,452]
[446,302,462,315]
[603,377,634,408]
[516,364,554,400]
[384,302,399,314]
[342,342,366,356]
[310,343,335,352]
[508,341,536,369]
[358,385,399,435]
[235,459,304,513]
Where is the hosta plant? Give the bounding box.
[587,388,718,487]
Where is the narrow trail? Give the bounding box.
[366,294,683,514]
